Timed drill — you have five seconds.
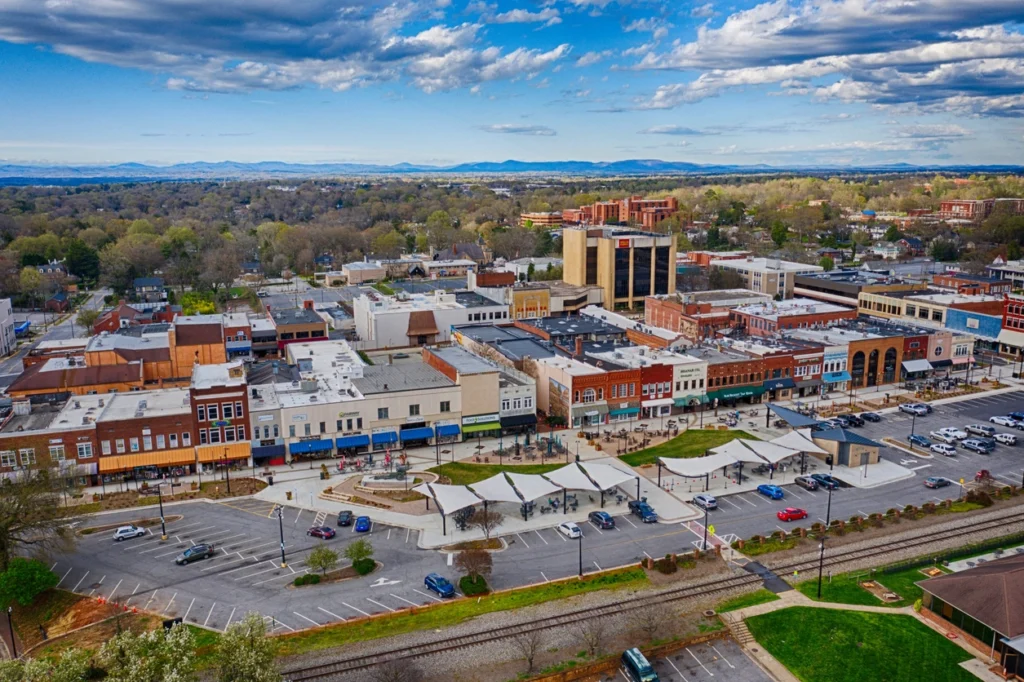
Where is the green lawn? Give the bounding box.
[620,429,758,467]
[746,607,975,682]
[427,461,564,486]
[373,282,395,295]
[797,562,950,608]
[716,589,780,613]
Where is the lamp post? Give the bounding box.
[276,506,287,568]
[910,411,918,439]
[817,455,834,599]
[223,450,231,495]
[578,533,583,577]
[6,606,16,659]
[702,503,709,552]
[158,484,167,541]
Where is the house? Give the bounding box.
[37,260,67,278]
[871,242,903,261]
[314,254,335,270]
[241,261,262,275]
[897,236,925,256]
[435,243,491,266]
[44,292,69,313]
[133,277,166,303]
[815,247,844,263]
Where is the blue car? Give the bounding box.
[908,434,932,448]
[424,573,455,598]
[756,484,784,500]
[354,516,371,533]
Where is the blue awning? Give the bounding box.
[335,434,370,449]
[435,424,461,438]
[763,377,796,391]
[609,407,641,417]
[252,444,285,460]
[400,427,434,441]
[372,431,398,445]
[823,371,852,383]
[289,439,334,455]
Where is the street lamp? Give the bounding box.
[817,455,834,599]
[578,533,583,577]
[158,485,167,541]
[223,447,231,494]
[701,503,709,552]
[276,506,287,568]
[6,606,15,658]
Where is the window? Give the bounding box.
[675,382,680,392]
[102,440,111,455]
[630,383,636,397]
[235,401,243,417]
[319,421,326,434]
[524,397,533,409]
[223,403,233,419]
[197,404,206,421]
[156,434,165,449]
[273,425,280,438]
[378,407,389,420]
[199,429,208,445]
[582,388,596,403]
[440,401,450,413]
[345,419,353,431]
[612,385,618,398]
[501,399,511,411]
[143,435,152,450]
[182,432,191,446]
[169,433,178,447]
[116,439,126,454]
[237,425,245,440]
[642,384,650,396]
[289,425,296,438]
[0,451,14,467]
[337,420,344,432]
[77,443,93,459]
[209,429,221,444]
[225,428,235,442]
[208,404,219,421]
[19,448,36,466]
[303,424,311,436]
[932,309,942,322]
[356,418,363,429]
[409,404,420,417]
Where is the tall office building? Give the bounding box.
[562,227,677,310]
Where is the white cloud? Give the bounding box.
[624,18,672,41]
[575,50,612,67]
[691,3,715,18]
[638,124,715,135]
[408,43,570,92]
[490,8,562,27]
[478,123,556,135]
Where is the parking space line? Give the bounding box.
[588,522,605,535]
[515,533,531,548]
[687,649,714,676]
[366,598,395,612]
[343,602,371,616]
[857,510,868,517]
[317,607,345,621]
[292,612,321,627]
[226,607,236,628]
[252,567,306,586]
[234,562,284,580]
[540,572,549,582]
[642,551,652,559]
[405,528,411,543]
[50,561,57,571]
[666,657,686,678]
[593,561,602,571]
[720,498,742,510]
[164,592,177,615]
[89,575,106,597]
[57,566,73,587]
[107,579,123,601]
[710,644,735,668]
[145,591,159,610]
[390,593,418,607]
[269,617,295,632]
[533,529,549,545]
[293,509,303,524]
[555,528,567,541]
[183,598,196,622]
[216,557,266,575]
[740,495,759,507]
[204,603,217,627]
[412,589,442,603]
[386,528,392,540]
[621,516,638,528]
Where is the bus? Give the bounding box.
[621,647,659,682]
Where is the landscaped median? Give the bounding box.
[619,428,758,467]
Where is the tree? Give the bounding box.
[0,471,78,571]
[215,612,279,682]
[371,230,405,258]
[199,243,243,295]
[453,549,492,582]
[1009,241,1022,261]
[0,649,91,682]
[368,659,422,682]
[511,630,543,673]
[708,267,745,290]
[467,507,504,540]
[705,226,726,249]
[64,239,100,282]
[76,308,100,334]
[629,603,673,642]
[883,225,903,242]
[526,263,536,281]
[930,238,960,262]
[306,545,339,576]
[818,256,835,271]
[0,558,58,607]
[770,221,789,247]
[19,267,46,308]
[490,227,537,260]
[344,538,374,573]
[571,618,608,657]
[100,623,197,682]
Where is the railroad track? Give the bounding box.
[281,507,1024,681]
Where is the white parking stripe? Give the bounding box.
[89,575,106,596]
[720,497,743,510]
[164,592,177,615]
[317,606,345,621]
[710,644,735,668]
[292,612,320,626]
[145,591,159,611]
[390,593,419,607]
[236,563,291,580]
[687,649,714,676]
[107,579,123,601]
[515,533,531,548]
[593,561,602,571]
[252,566,306,586]
[740,495,759,507]
[540,572,549,582]
[366,598,395,612]
[666,657,686,678]
[226,607,236,628]
[204,603,217,627]
[588,522,605,534]
[183,598,196,622]
[533,529,550,545]
[621,516,638,528]
[50,561,57,571]
[57,566,73,586]
[412,588,442,603]
[343,601,371,616]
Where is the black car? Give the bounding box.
[337,510,354,526]
[861,412,881,422]
[588,511,615,529]
[844,414,864,427]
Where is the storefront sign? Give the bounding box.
[463,413,500,425]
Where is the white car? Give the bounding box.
[930,443,957,457]
[929,430,957,444]
[995,433,1018,446]
[991,416,1021,428]
[113,525,146,542]
[557,522,582,539]
[936,427,968,441]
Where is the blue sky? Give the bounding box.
[0,0,1022,166]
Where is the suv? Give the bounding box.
[965,424,996,437]
[908,434,932,448]
[175,544,215,565]
[588,511,615,529]
[628,500,658,523]
[794,476,819,491]
[113,525,146,542]
[691,494,717,510]
[861,412,881,423]
[930,443,956,457]
[929,430,957,444]
[994,433,1018,446]
[844,414,865,427]
[899,404,928,416]
[811,473,840,490]
[962,438,994,454]
[424,573,455,598]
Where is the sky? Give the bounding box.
[0,0,1022,167]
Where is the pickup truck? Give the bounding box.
[627,499,658,523]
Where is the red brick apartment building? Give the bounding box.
[932,272,1013,296]
[560,196,680,231]
[939,198,1024,221]
[190,360,251,468]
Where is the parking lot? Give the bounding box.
[618,639,770,682]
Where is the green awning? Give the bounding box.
[463,422,500,434]
[706,385,765,401]
[673,395,708,407]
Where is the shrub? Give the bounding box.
[914,598,923,613]
[294,575,307,586]
[353,558,375,575]
[460,575,489,595]
[654,555,678,574]
[306,574,321,585]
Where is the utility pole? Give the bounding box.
[276,506,287,568]
[578,533,583,577]
[158,485,167,540]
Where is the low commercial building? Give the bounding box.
[513,314,627,348]
[932,272,1012,295]
[683,344,765,408]
[584,345,707,417]
[0,400,98,485]
[679,251,751,269]
[533,355,641,428]
[579,305,686,349]
[421,259,477,278]
[353,364,461,452]
[793,270,928,307]
[353,290,510,350]
[190,360,251,469]
[94,389,196,475]
[987,258,1024,289]
[23,339,89,367]
[520,212,563,227]
[788,321,906,389]
[730,298,858,336]
[342,261,387,284]
[0,298,15,357]
[644,290,771,342]
[718,336,824,402]
[498,257,562,280]
[858,290,1003,326]
[6,356,145,398]
[268,301,329,352]
[709,257,823,299]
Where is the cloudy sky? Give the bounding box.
[1,0,1022,166]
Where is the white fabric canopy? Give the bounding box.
[578,461,637,490]
[740,440,801,465]
[412,483,481,514]
[507,472,562,501]
[641,397,675,407]
[543,463,601,491]
[770,429,830,455]
[709,439,766,464]
[660,453,739,478]
[467,473,523,503]
[902,359,934,373]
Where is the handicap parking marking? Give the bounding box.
[292,611,321,627]
[317,606,345,621]
[412,588,442,603]
[343,601,371,617]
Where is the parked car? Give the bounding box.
[936,427,968,441]
[833,416,852,428]
[1009,412,1024,421]
[307,526,336,539]
[794,476,819,491]
[990,416,1020,427]
[810,473,840,490]
[175,544,214,565]
[929,430,957,444]
[628,500,658,523]
[844,414,865,427]
[921,403,934,413]
[861,412,881,423]
[962,438,994,454]
[930,443,957,457]
[777,507,808,522]
[337,510,354,526]
[756,484,785,500]
[112,525,146,542]
[557,521,582,539]
[424,573,455,598]
[908,434,932,448]
[588,511,615,529]
[924,477,952,489]
[354,516,371,532]
[691,494,717,510]
[965,424,996,437]
[995,433,1018,446]
[822,418,845,429]
[899,404,928,416]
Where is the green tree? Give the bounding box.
[0,649,91,682]
[770,221,789,247]
[19,267,46,307]
[306,545,339,576]
[705,226,725,249]
[76,308,100,334]
[371,230,405,258]
[344,539,374,574]
[0,558,58,607]
[1007,241,1021,261]
[526,263,535,281]
[64,239,100,282]
[818,256,835,271]
[215,612,280,682]
[883,225,903,242]
[930,238,960,262]
[100,623,196,682]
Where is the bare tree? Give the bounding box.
[453,548,493,582]
[511,630,544,673]
[368,659,423,682]
[468,507,504,540]
[629,603,673,642]
[0,469,79,571]
[572,618,608,658]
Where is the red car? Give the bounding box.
[776,507,808,522]
[307,526,336,539]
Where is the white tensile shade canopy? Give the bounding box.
[506,472,562,501]
[770,428,830,455]
[740,439,801,465]
[709,439,767,464]
[578,461,637,491]
[659,452,739,478]
[467,473,523,504]
[543,463,601,491]
[412,483,482,514]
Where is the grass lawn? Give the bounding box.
[746,607,976,682]
[373,282,395,295]
[273,566,647,657]
[620,429,758,467]
[427,461,564,486]
[798,563,951,609]
[716,589,780,613]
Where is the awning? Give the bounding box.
[543,463,600,491]
[762,377,796,391]
[931,359,952,368]
[435,424,461,438]
[641,397,675,408]
[399,427,435,441]
[609,407,641,417]
[288,439,334,455]
[660,453,738,478]
[467,473,522,503]
[500,414,537,428]
[252,444,286,460]
[335,434,370,449]
[770,429,830,455]
[740,440,800,465]
[197,442,251,463]
[571,404,609,418]
[673,395,707,407]
[578,461,637,490]
[707,385,764,401]
[98,448,196,473]
[997,328,1024,348]
[767,403,822,428]
[507,472,562,501]
[710,439,770,464]
[902,359,934,373]
[812,428,883,448]
[952,356,974,366]
[372,431,398,445]
[463,422,500,434]
[823,371,852,383]
[411,482,481,514]
[795,378,822,389]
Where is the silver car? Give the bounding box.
[692,494,718,510]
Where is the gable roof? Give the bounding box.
[812,427,883,447]
[920,554,1024,637]
[134,277,164,288]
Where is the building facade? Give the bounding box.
[562,227,677,310]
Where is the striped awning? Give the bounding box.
[197,442,251,463]
[98,448,197,473]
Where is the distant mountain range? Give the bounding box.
[1,159,1022,184]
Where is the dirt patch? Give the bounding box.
[859,579,902,603]
[441,539,505,552]
[371,489,426,503]
[32,612,161,659]
[14,590,129,652]
[643,555,730,587]
[79,515,183,535]
[74,477,267,512]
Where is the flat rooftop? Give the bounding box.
[191,361,247,390]
[345,261,384,271]
[732,298,855,320]
[683,344,759,364]
[90,330,169,350]
[711,257,822,273]
[175,314,224,326]
[527,315,624,338]
[452,324,534,343]
[538,355,606,376]
[1,403,64,433]
[251,318,275,332]
[428,345,499,375]
[586,344,705,369]
[454,291,504,308]
[97,388,192,421]
[270,307,324,325]
[490,338,558,362]
[33,338,89,351]
[650,289,769,305]
[353,363,455,395]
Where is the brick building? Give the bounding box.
[684,344,765,407]
[94,389,196,476]
[6,357,144,398]
[932,272,1012,296]
[645,290,771,341]
[998,293,1024,359]
[190,360,251,469]
[730,298,858,337]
